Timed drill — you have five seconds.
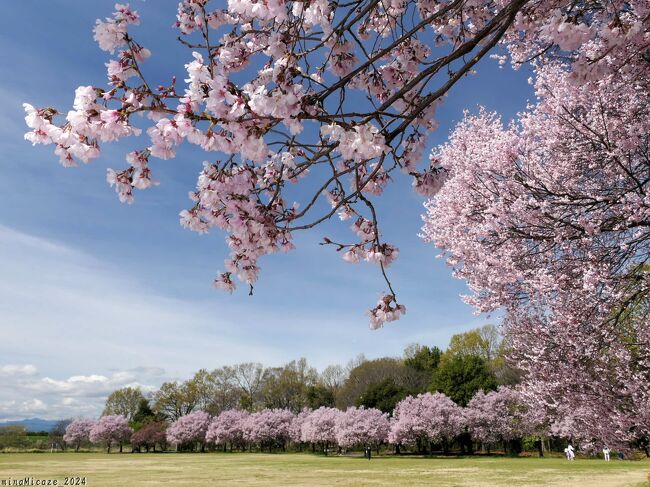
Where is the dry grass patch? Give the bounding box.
[0,453,649,486]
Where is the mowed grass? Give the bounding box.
[1,453,649,487]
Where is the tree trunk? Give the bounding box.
[536,439,544,457]
[107,444,111,454]
[119,442,123,453]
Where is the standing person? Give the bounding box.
[567,444,575,460]
[564,447,570,460]
[602,447,610,461]
[366,446,372,460]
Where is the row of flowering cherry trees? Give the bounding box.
[63,387,576,454]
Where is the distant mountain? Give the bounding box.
[0,418,61,432]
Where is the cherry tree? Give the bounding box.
[131,422,168,452]
[166,410,212,451]
[63,418,96,452]
[547,403,630,453]
[23,0,640,327]
[89,415,133,453]
[389,392,463,453]
[465,387,536,453]
[422,51,649,444]
[243,408,295,451]
[206,409,250,450]
[300,406,340,453]
[334,406,390,450]
[290,408,312,446]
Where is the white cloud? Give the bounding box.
[0,364,38,376]
[0,365,162,421]
[0,398,47,419]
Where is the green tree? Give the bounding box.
[130,397,159,430]
[103,387,145,421]
[152,381,200,420]
[261,358,318,412]
[356,378,407,413]
[0,426,29,449]
[444,325,500,363]
[337,357,422,408]
[404,344,442,372]
[442,325,521,387]
[430,354,497,406]
[306,384,335,409]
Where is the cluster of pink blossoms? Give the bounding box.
[422,5,649,445]
[24,0,647,330]
[22,0,523,328]
[166,410,211,447]
[88,415,133,452]
[170,387,585,450]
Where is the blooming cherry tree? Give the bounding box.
[24,0,640,327]
[63,418,96,452]
[389,392,464,452]
[422,41,649,444]
[130,422,168,452]
[206,409,250,450]
[244,408,295,451]
[334,406,390,450]
[301,407,340,453]
[465,387,535,452]
[166,410,212,451]
[290,408,312,445]
[89,415,133,453]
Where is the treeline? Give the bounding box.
[65,388,544,457]
[103,324,517,428]
[0,422,69,451]
[58,325,545,455]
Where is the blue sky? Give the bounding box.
[0,1,533,419]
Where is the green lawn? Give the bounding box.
[1,453,648,486]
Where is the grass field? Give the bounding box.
[1,453,649,487]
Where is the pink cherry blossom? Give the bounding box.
[206,409,250,448]
[334,406,390,448]
[89,415,132,453]
[389,392,464,447]
[64,418,96,452]
[166,410,212,450]
[24,0,647,326]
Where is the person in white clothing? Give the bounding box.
[567,444,575,460]
[602,447,610,461]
